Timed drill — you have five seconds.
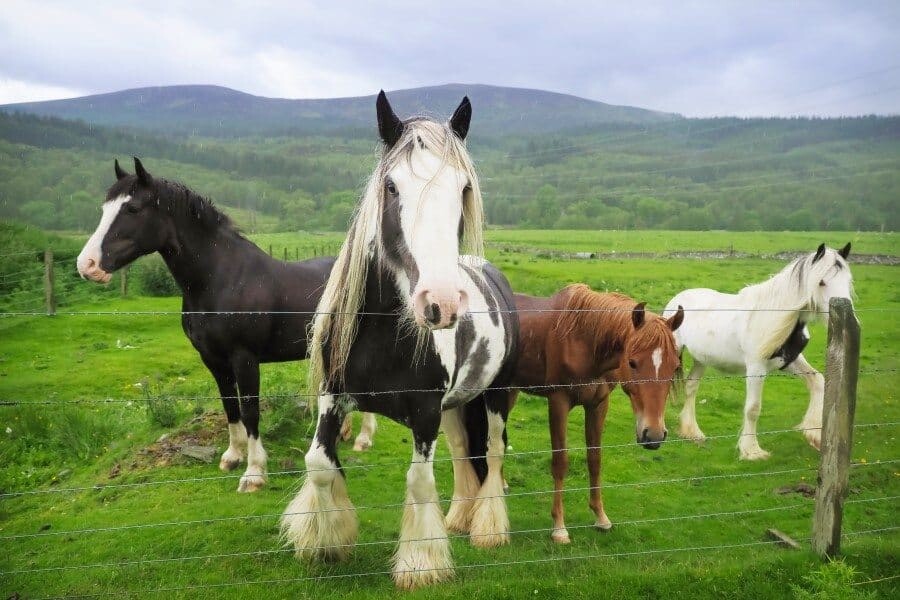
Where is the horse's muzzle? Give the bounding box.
[638,427,667,451]
[77,257,112,284]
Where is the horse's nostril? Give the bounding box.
[641,428,649,441]
[663,430,668,440]
[423,302,442,325]
[86,258,95,268]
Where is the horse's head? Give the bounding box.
[622,303,684,450]
[77,158,174,283]
[806,243,853,314]
[375,91,481,330]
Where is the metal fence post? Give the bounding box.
[812,297,860,558]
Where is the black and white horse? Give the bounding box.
[76,159,335,491]
[280,92,518,589]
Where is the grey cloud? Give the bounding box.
[0,0,897,116]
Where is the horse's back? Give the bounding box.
[665,287,748,369]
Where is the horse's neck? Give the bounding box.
[745,267,812,314]
[160,225,255,294]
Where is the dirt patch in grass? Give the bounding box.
[125,410,224,472]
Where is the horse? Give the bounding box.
[76,158,335,492]
[662,243,853,460]
[508,285,683,543]
[279,91,518,590]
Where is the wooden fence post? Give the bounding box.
[812,297,860,558]
[120,266,128,297]
[44,248,56,315]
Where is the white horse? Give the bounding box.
[662,243,853,460]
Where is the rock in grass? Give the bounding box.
[180,445,217,463]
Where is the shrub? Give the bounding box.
[133,255,179,297]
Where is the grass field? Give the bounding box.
[1,230,897,599]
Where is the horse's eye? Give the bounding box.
[125,203,140,214]
[819,279,826,287]
[628,359,638,370]
[386,180,398,196]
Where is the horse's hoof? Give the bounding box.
[550,529,571,544]
[679,425,706,442]
[739,448,771,461]
[594,520,613,532]
[219,458,242,472]
[237,474,267,493]
[800,427,822,451]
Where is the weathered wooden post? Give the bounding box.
[812,297,860,558]
[120,266,128,297]
[43,248,56,315]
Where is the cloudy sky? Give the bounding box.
[0,0,898,117]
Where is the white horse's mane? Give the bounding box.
[741,247,853,359]
[308,119,484,393]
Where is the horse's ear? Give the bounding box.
[667,305,685,332]
[812,243,826,263]
[449,96,472,141]
[133,157,152,185]
[376,90,404,148]
[114,159,129,180]
[632,302,647,329]
[839,242,851,259]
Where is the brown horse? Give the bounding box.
[508,284,683,543]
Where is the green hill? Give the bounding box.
[0,84,898,232]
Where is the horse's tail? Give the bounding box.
[463,395,489,485]
[669,350,685,406]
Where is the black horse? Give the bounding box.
[280,92,519,589]
[77,158,334,492]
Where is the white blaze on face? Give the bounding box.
[392,145,468,328]
[76,195,129,283]
[651,347,663,379]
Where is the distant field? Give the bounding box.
[1,230,897,598]
[242,230,900,260]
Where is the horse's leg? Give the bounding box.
[340,412,353,442]
[353,412,377,452]
[281,393,357,561]
[548,392,571,543]
[442,407,479,534]
[738,363,771,460]
[585,395,612,531]
[501,389,519,495]
[231,351,267,492]
[789,353,824,450]
[392,407,452,589]
[679,361,707,441]
[204,359,245,472]
[469,390,511,548]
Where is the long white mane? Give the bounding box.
[308,119,484,394]
[742,247,853,359]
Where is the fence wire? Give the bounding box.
[4,461,896,541]
[2,423,896,499]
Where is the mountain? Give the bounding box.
[0,83,680,138]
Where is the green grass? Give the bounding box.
[0,231,897,598]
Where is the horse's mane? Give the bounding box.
[155,178,240,235]
[741,247,853,359]
[308,118,484,393]
[108,175,240,237]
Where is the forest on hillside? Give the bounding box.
[1,111,898,232]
